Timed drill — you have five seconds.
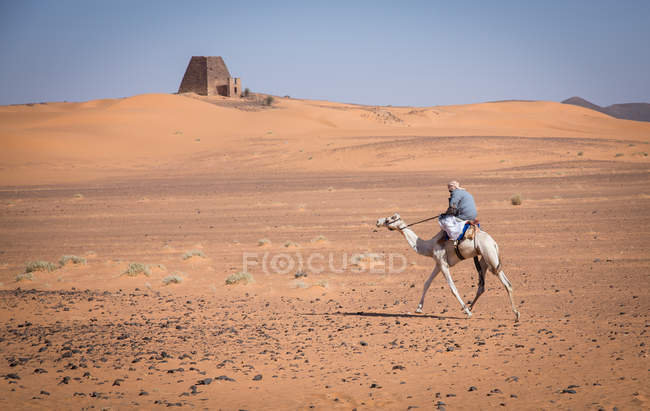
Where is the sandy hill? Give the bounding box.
[1,93,650,185]
[562,96,650,122]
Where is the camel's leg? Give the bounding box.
[475,231,520,321]
[415,265,440,313]
[497,270,520,322]
[440,263,472,318]
[468,258,488,311]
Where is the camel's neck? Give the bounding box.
[399,226,421,252]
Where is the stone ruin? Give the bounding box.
[178,56,242,97]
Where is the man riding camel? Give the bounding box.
[439,180,477,243]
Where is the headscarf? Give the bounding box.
[447,180,463,190]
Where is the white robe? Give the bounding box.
[439,215,467,240]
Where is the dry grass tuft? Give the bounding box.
[123,263,151,277]
[59,255,87,266]
[225,271,253,285]
[257,239,271,247]
[182,250,205,260]
[315,280,329,288]
[25,261,58,273]
[291,280,309,289]
[310,235,328,244]
[16,272,34,281]
[162,275,183,285]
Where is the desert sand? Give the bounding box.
[0,94,649,409]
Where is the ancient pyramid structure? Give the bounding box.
[178,56,242,97]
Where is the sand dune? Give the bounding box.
[1,94,649,185]
[1,93,649,409]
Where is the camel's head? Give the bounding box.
[376,213,405,231]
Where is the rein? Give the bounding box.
[400,215,439,230]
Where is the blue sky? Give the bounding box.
[1,0,649,106]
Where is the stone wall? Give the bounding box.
[205,57,231,96]
[178,56,208,95]
[228,78,242,97]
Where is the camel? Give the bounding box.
[376,213,520,322]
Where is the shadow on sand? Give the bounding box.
[302,311,466,320]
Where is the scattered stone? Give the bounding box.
[59,376,70,384]
[468,386,478,392]
[252,374,262,381]
[216,375,235,382]
[4,373,20,380]
[197,378,212,385]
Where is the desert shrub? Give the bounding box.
[16,272,34,281]
[123,263,151,277]
[243,88,250,97]
[264,96,274,106]
[25,261,58,273]
[350,253,382,266]
[258,239,271,247]
[59,255,87,266]
[295,271,307,278]
[73,193,84,199]
[510,194,522,206]
[284,240,299,248]
[577,151,583,156]
[614,153,624,157]
[311,235,327,243]
[182,250,205,260]
[163,275,183,285]
[225,271,253,285]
